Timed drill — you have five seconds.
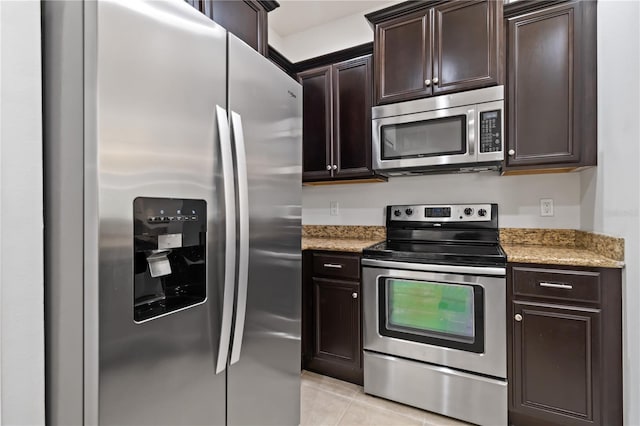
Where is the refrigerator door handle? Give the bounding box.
[229,111,249,365]
[215,105,236,374]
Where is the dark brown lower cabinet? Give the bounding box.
[302,251,363,385]
[508,264,622,426]
[512,302,600,425]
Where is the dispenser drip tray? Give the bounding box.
[147,250,172,278]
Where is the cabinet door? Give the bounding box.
[185,0,204,13]
[375,10,431,104]
[333,55,373,178]
[309,277,362,383]
[299,67,333,181]
[209,1,267,54]
[432,0,499,95]
[505,1,588,168]
[512,302,601,425]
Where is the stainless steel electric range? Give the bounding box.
[362,204,507,426]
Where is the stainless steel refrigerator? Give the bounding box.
[42,1,302,424]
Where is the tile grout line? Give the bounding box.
[302,373,469,426]
[300,382,358,400]
[352,394,427,423]
[303,375,427,425]
[333,392,356,426]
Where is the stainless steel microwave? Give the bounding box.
[372,86,504,175]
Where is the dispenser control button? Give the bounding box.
[191,216,198,221]
[176,216,184,221]
[148,217,157,223]
[405,208,413,216]
[478,208,487,217]
[159,217,170,223]
[168,216,176,221]
[393,209,402,217]
[464,207,474,216]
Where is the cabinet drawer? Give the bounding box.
[312,253,360,279]
[512,266,600,304]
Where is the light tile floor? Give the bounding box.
[301,371,472,426]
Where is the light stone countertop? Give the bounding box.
[500,228,624,268]
[501,244,624,269]
[300,226,625,268]
[301,237,383,253]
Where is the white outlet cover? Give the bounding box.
[330,201,339,216]
[540,198,554,217]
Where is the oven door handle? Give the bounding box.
[361,258,506,277]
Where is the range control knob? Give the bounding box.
[478,208,487,217]
[405,208,413,216]
[393,209,402,217]
[463,207,474,216]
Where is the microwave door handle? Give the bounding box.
[468,108,476,157]
[215,105,236,374]
[229,111,249,366]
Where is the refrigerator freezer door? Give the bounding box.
[93,1,227,424]
[227,34,303,426]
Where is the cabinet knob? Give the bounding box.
[352,292,358,299]
[332,164,337,170]
[508,149,515,156]
[432,77,439,84]
[424,79,431,86]
[515,314,523,322]
[326,165,332,171]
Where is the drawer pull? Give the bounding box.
[323,263,343,269]
[539,282,573,290]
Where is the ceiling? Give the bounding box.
[269,1,395,37]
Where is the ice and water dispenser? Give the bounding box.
[133,197,206,322]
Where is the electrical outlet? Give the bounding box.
[330,201,339,216]
[540,199,554,217]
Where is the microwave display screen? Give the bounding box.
[381,115,466,160]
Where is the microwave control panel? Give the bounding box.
[479,110,502,153]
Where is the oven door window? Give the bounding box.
[381,115,467,160]
[379,278,484,353]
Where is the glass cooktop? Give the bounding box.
[363,241,507,267]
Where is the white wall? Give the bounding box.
[580,1,640,424]
[273,2,396,62]
[304,172,582,228]
[268,26,284,52]
[0,1,45,424]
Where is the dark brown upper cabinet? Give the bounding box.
[503,0,597,173]
[508,264,622,426]
[184,0,279,55]
[432,1,500,95]
[299,53,382,183]
[375,10,432,104]
[299,66,332,181]
[367,0,502,105]
[332,57,373,178]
